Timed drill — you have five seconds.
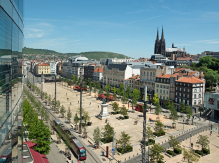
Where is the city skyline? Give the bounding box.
[24,0,219,59]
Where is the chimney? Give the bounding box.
[187,71,189,76]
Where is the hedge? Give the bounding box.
[87,122,92,126]
[202,148,210,155]
[124,115,129,119]
[167,150,175,157]
[153,131,165,137]
[101,137,113,144]
[157,161,164,163]
[174,148,182,154]
[195,150,203,156]
[117,145,133,154]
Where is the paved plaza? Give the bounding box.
[36,82,219,162]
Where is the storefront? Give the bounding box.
[204,93,219,119]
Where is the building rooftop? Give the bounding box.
[157,74,172,78]
[176,76,204,83]
[166,47,185,52]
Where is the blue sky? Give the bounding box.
[24,0,219,59]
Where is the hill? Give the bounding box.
[22,47,129,60]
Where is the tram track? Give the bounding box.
[24,85,103,163]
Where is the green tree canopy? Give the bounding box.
[93,127,102,148]
[112,87,117,94]
[196,135,210,151]
[153,94,159,105]
[117,131,132,153]
[149,144,165,163]
[120,106,128,117]
[125,86,132,98]
[131,89,140,107]
[154,120,164,134]
[102,123,114,143]
[112,102,119,112]
[183,148,200,163]
[186,105,192,120]
[168,135,181,151]
[67,107,72,122]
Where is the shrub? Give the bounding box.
[167,150,175,157]
[124,115,129,119]
[82,123,86,127]
[153,131,165,137]
[101,137,113,144]
[119,116,124,120]
[174,148,182,154]
[158,161,164,163]
[195,150,203,156]
[202,148,210,155]
[87,122,92,126]
[125,145,133,152]
[149,139,155,144]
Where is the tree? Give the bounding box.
[120,106,128,117]
[102,123,114,143]
[168,135,181,151]
[186,105,192,123]
[89,83,92,95]
[83,111,90,125]
[154,120,164,135]
[182,148,200,163]
[48,94,51,104]
[149,144,165,163]
[56,100,60,112]
[153,94,159,105]
[93,86,97,97]
[113,93,117,101]
[131,89,140,107]
[165,98,171,109]
[121,93,128,104]
[179,101,185,117]
[155,103,162,119]
[93,127,101,148]
[60,105,66,118]
[169,102,179,128]
[196,135,210,151]
[67,107,72,123]
[106,91,110,102]
[112,102,119,112]
[28,119,52,155]
[105,84,111,92]
[98,88,103,96]
[117,131,131,153]
[125,86,132,98]
[146,127,156,140]
[112,87,117,94]
[73,113,79,128]
[118,83,124,96]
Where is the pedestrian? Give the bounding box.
[78,101,79,104]
[90,102,91,105]
[98,105,99,108]
[165,161,166,163]
[66,93,67,96]
[210,131,212,136]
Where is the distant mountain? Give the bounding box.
[22,47,130,60]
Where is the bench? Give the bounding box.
[165,153,172,158]
[88,139,94,145]
[70,124,74,129]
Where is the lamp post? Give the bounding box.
[190,133,192,148]
[79,67,83,134]
[142,85,147,163]
[183,119,184,131]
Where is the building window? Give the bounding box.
[160,96,162,99]
[176,87,178,90]
[180,83,182,85]
[183,94,185,97]
[157,89,158,93]
[199,88,201,92]
[194,89,197,92]
[194,100,196,105]
[194,94,196,98]
[179,98,181,103]
[184,83,185,86]
[187,100,189,105]
[188,89,190,92]
[179,93,181,96]
[163,96,165,99]
[180,88,181,91]
[167,91,168,95]
[157,84,159,87]
[187,94,189,98]
[176,92,178,96]
[160,85,162,88]
[198,100,201,104]
[184,88,185,92]
[199,94,201,98]
[160,90,162,93]
[175,98,178,102]
[164,85,166,89]
[163,90,165,94]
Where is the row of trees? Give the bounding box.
[93,123,132,154]
[23,97,52,155]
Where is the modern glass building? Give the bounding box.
[0,0,23,162]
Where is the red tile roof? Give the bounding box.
[170,73,179,77]
[157,74,172,78]
[129,75,140,79]
[94,68,103,72]
[125,78,129,81]
[177,57,195,61]
[38,63,49,66]
[176,76,204,83]
[23,141,49,163]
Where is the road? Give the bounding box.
[25,85,103,163]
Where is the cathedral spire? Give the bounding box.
[156,28,159,42]
[161,26,164,40]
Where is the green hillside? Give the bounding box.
[22,47,129,60]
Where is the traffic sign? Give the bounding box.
[112,149,114,152]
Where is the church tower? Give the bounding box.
[154,28,160,54]
[160,26,166,56]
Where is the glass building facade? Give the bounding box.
[0,0,23,162]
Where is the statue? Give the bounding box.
[102,95,106,104]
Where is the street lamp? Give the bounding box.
[142,85,147,163]
[190,133,192,148]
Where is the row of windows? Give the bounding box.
[176,87,202,92]
[156,78,170,83]
[156,89,169,95]
[156,84,169,89]
[142,71,155,76]
[175,98,201,105]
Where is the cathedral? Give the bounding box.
[154,27,186,58]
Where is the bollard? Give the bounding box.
[137,153,138,155]
[125,158,126,161]
[133,154,134,157]
[129,156,130,159]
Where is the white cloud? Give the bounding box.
[126,10,146,15]
[193,39,219,44]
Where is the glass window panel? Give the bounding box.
[18,16,23,31]
[13,7,19,26]
[18,0,23,18]
[0,0,12,17]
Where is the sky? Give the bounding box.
[24,0,219,59]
